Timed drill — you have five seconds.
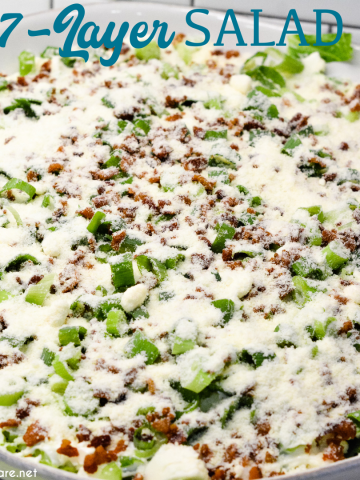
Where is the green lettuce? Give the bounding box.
[288,33,353,63]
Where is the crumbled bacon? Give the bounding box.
[23,422,47,447]
[84,446,117,474]
[57,439,79,457]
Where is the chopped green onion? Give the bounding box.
[135,42,161,61]
[212,223,236,254]
[41,193,53,208]
[40,46,59,59]
[51,379,68,395]
[66,350,82,370]
[19,51,35,76]
[204,130,227,141]
[281,135,302,156]
[61,57,76,68]
[0,391,24,407]
[87,210,106,234]
[6,204,22,226]
[208,154,236,170]
[5,254,40,272]
[136,255,167,282]
[106,309,127,337]
[125,330,160,365]
[291,258,328,280]
[4,98,42,119]
[53,356,74,381]
[110,253,136,290]
[41,347,55,366]
[133,119,151,136]
[25,274,55,306]
[101,97,115,109]
[212,299,235,325]
[59,326,87,347]
[0,178,36,199]
[300,205,325,223]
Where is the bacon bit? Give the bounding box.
[193,126,205,139]
[90,167,119,181]
[192,174,215,192]
[23,422,47,447]
[256,420,271,436]
[5,136,15,145]
[224,443,239,463]
[59,265,79,293]
[149,176,160,184]
[0,419,20,428]
[323,442,344,462]
[222,247,233,262]
[48,163,64,174]
[191,254,213,270]
[120,154,136,172]
[225,50,240,58]
[230,143,239,151]
[165,95,186,108]
[178,195,191,205]
[211,49,224,56]
[111,230,126,251]
[152,144,172,161]
[173,33,185,45]
[334,294,348,305]
[147,378,156,395]
[184,157,207,173]
[114,107,140,122]
[28,275,44,286]
[92,195,109,208]
[166,113,182,122]
[199,444,213,462]
[57,439,79,457]
[69,250,85,265]
[134,192,157,210]
[109,439,127,455]
[324,173,337,182]
[17,76,28,87]
[338,320,352,335]
[133,475,144,480]
[182,77,196,86]
[321,229,337,245]
[249,466,263,479]
[77,425,91,443]
[84,446,117,474]
[340,142,349,151]
[26,170,39,182]
[90,435,111,449]
[77,207,94,219]
[265,452,276,463]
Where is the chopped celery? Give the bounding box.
[175,42,197,65]
[19,51,35,76]
[301,205,325,223]
[53,356,74,381]
[51,379,69,395]
[291,257,329,280]
[292,276,318,306]
[161,63,179,80]
[323,241,349,270]
[204,98,224,110]
[25,274,55,306]
[66,350,82,370]
[97,462,122,480]
[59,326,87,346]
[135,42,161,61]
[106,309,127,337]
[61,57,76,68]
[0,391,24,406]
[125,331,160,365]
[0,290,13,303]
[183,369,217,394]
[0,178,36,199]
[172,337,195,355]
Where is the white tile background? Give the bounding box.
[0,0,358,34]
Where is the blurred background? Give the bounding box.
[0,0,359,42]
